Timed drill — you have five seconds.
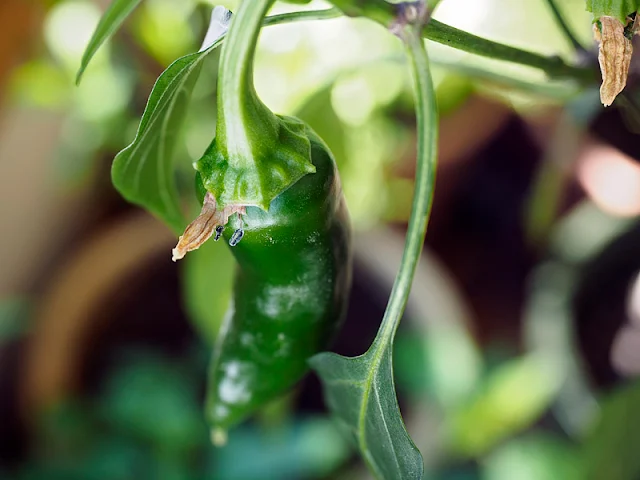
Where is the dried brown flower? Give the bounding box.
[172,193,246,261]
[594,16,636,107]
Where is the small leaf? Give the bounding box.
[76,0,142,85]
[111,50,210,233]
[309,346,424,480]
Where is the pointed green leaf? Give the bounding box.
[111,49,211,233]
[76,0,142,85]
[309,345,424,480]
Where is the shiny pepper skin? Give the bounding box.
[206,127,352,432]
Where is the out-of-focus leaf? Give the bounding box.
[394,333,434,395]
[76,0,143,84]
[582,380,640,480]
[36,400,97,457]
[209,417,352,480]
[524,88,601,244]
[79,436,148,480]
[435,74,474,116]
[98,355,206,455]
[448,354,563,457]
[431,58,580,101]
[485,432,584,480]
[182,237,235,344]
[295,85,348,169]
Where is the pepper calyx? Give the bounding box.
[196,114,315,211]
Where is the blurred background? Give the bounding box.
[3,0,640,478]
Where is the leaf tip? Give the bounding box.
[75,67,85,86]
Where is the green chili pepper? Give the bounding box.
[206,130,351,436]
[173,0,352,439]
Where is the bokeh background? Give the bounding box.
[2,0,640,478]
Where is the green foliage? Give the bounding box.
[18,351,350,479]
[582,381,640,480]
[76,0,142,84]
[68,1,613,479]
[447,355,563,457]
[586,0,640,22]
[112,49,211,233]
[98,356,207,455]
[210,418,352,479]
[484,432,584,480]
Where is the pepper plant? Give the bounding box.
[77,0,632,478]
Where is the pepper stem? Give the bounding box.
[197,0,314,209]
[216,0,277,161]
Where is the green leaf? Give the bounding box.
[484,432,584,480]
[586,0,640,22]
[310,10,438,479]
[582,380,640,480]
[76,0,143,85]
[182,237,235,344]
[309,347,424,479]
[448,354,563,457]
[112,49,210,233]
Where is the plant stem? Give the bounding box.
[263,7,342,26]
[377,4,438,344]
[216,0,276,159]
[330,0,597,84]
[426,19,594,83]
[543,0,589,53]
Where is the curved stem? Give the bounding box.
[377,6,438,344]
[263,7,342,26]
[543,0,589,53]
[330,0,597,84]
[426,19,595,84]
[216,0,276,160]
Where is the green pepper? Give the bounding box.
[173,0,352,439]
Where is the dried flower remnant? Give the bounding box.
[594,16,637,107]
[172,193,246,261]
